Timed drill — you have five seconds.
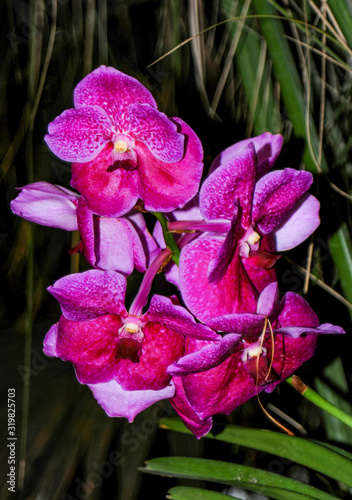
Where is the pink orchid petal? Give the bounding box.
[88,379,175,422]
[138,118,204,212]
[115,321,184,391]
[207,314,266,337]
[243,234,278,295]
[121,217,147,272]
[56,314,123,384]
[71,143,140,217]
[275,323,345,338]
[74,66,157,121]
[146,295,220,341]
[179,235,258,322]
[277,291,319,328]
[10,182,79,231]
[266,334,318,393]
[76,197,96,265]
[168,334,241,375]
[256,282,279,318]
[127,103,184,162]
[181,340,259,420]
[127,211,160,268]
[210,133,283,177]
[48,270,127,321]
[96,218,136,273]
[171,377,213,438]
[252,169,313,234]
[45,106,112,162]
[208,201,242,283]
[200,143,257,227]
[43,323,59,357]
[273,194,320,251]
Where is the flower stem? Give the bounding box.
[129,247,172,316]
[286,375,352,429]
[152,212,180,266]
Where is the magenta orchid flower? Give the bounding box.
[45,66,204,216]
[44,269,219,421]
[167,282,344,437]
[10,182,159,275]
[176,140,320,321]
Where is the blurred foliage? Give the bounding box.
[1,0,352,499]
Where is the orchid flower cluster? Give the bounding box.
[11,66,344,438]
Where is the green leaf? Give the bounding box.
[251,0,327,173]
[329,223,352,318]
[327,0,352,48]
[141,457,337,500]
[315,357,352,445]
[167,486,237,500]
[159,418,352,488]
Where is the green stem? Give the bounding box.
[286,375,352,429]
[152,212,180,266]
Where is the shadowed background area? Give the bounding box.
[1,1,352,499]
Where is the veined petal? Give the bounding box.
[200,143,257,226]
[74,65,157,121]
[48,270,127,321]
[168,334,241,375]
[275,323,345,338]
[138,118,203,212]
[127,103,185,163]
[170,377,213,438]
[210,133,283,177]
[179,235,258,322]
[146,295,220,341]
[10,182,79,231]
[208,201,242,283]
[180,341,259,420]
[71,143,140,217]
[45,106,112,162]
[56,314,123,384]
[252,169,313,234]
[273,194,320,251]
[265,334,318,393]
[276,291,319,328]
[89,379,175,422]
[207,314,266,337]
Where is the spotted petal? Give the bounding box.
[200,143,257,226]
[71,143,140,217]
[127,103,185,163]
[74,65,157,122]
[168,334,241,375]
[48,270,127,321]
[179,235,258,322]
[137,118,204,213]
[252,169,313,234]
[45,106,113,162]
